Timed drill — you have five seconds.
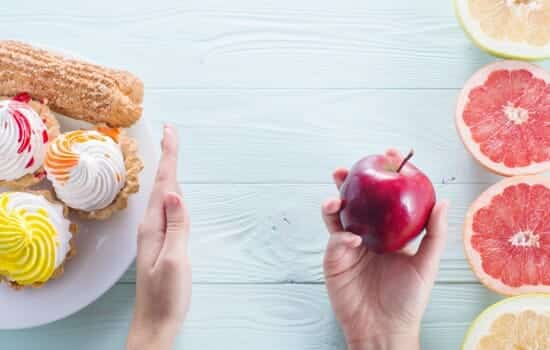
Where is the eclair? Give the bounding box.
[0,41,143,128]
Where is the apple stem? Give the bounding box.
[397,149,415,173]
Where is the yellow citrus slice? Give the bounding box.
[455,0,550,60]
[462,294,550,349]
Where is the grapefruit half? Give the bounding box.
[462,294,550,349]
[456,61,550,176]
[455,0,550,60]
[464,176,550,295]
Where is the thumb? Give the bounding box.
[156,192,190,265]
[166,192,188,233]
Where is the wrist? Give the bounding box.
[347,333,420,350]
[127,317,179,350]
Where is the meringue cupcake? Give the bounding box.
[44,127,143,220]
[0,93,60,189]
[0,191,77,289]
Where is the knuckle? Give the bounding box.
[162,256,182,271]
[137,224,154,244]
[138,223,150,237]
[155,171,168,183]
[143,267,156,280]
[143,269,162,285]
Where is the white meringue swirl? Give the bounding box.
[0,100,49,181]
[44,130,126,212]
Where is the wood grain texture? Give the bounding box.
[0,283,501,350]
[144,89,503,184]
[3,0,548,89]
[116,183,487,284]
[1,0,534,348]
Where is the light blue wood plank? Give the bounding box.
[2,0,548,89]
[144,89,501,184]
[118,183,483,284]
[0,283,502,350]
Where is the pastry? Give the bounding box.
[0,93,60,189]
[44,127,143,220]
[0,191,77,289]
[0,41,143,128]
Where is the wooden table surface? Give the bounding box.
[2,0,549,349]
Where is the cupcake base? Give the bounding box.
[0,98,60,190]
[3,190,78,290]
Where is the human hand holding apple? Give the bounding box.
[340,149,436,253]
[321,149,449,350]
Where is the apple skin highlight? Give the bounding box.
[339,153,436,253]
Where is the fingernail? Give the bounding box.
[351,235,363,248]
[161,126,167,145]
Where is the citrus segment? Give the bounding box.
[456,61,550,176]
[464,176,550,295]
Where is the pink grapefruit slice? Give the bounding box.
[456,61,550,176]
[464,176,550,295]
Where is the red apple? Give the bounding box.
[339,150,436,253]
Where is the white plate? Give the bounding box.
[0,111,157,329]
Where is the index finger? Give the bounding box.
[155,124,179,186]
[333,168,348,190]
[148,125,181,213]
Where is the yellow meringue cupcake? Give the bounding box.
[44,127,143,220]
[0,93,60,189]
[0,191,77,289]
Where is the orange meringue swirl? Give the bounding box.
[44,129,126,211]
[45,130,106,183]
